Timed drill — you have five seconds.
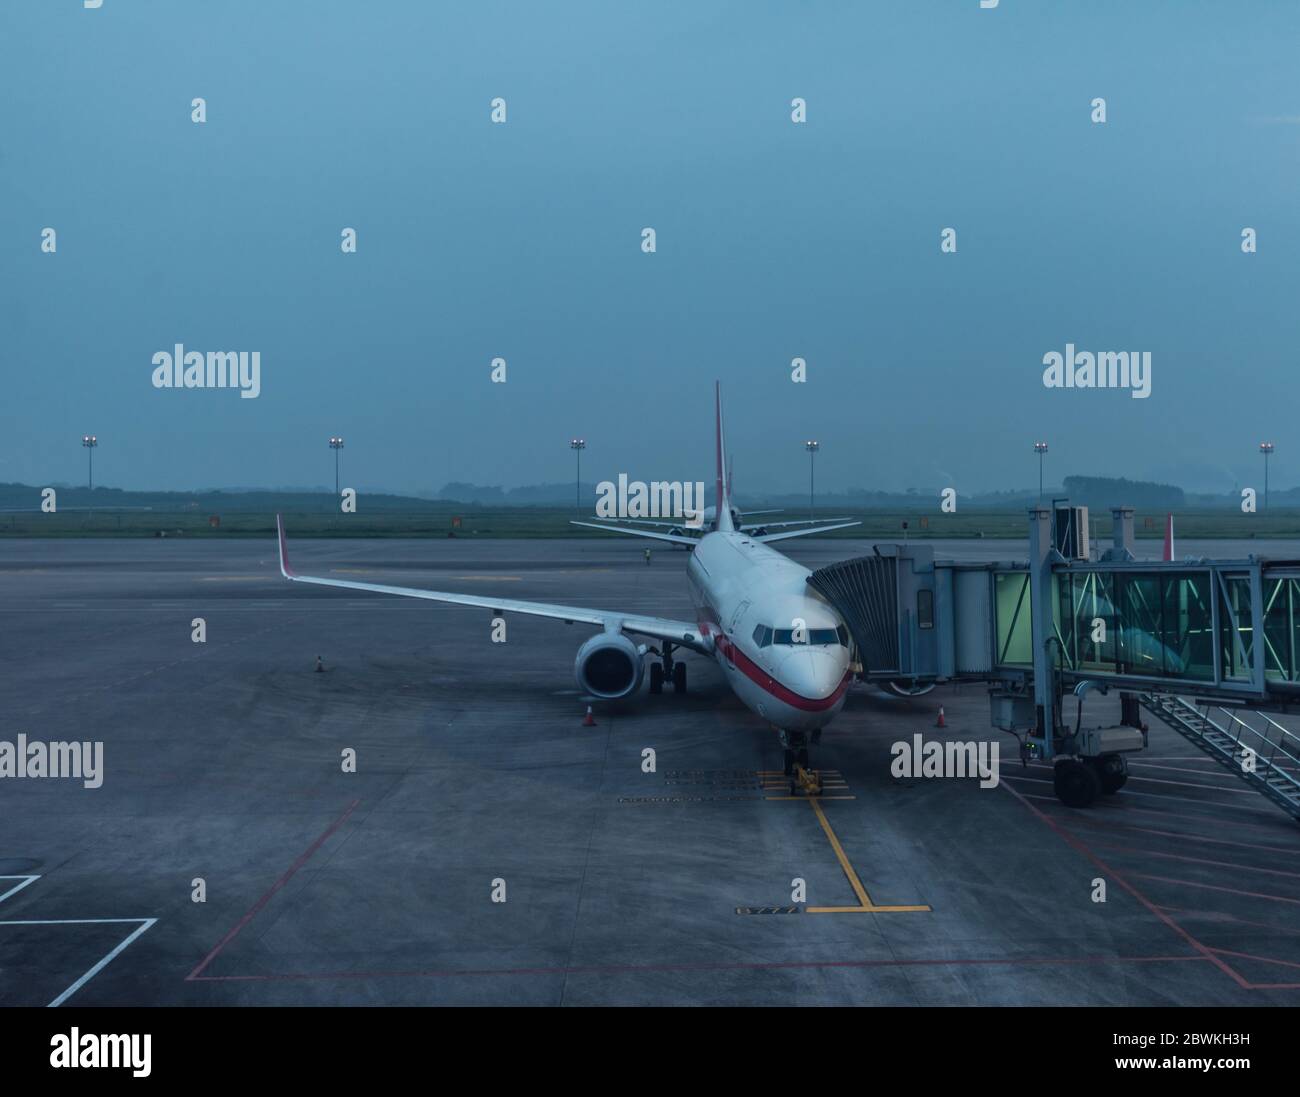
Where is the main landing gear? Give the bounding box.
[648,643,688,695]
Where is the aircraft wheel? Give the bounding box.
[797,748,810,769]
[1092,753,1128,794]
[649,662,663,694]
[783,749,795,777]
[672,662,687,693]
[1054,759,1101,808]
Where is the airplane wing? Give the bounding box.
[754,521,861,543]
[276,516,710,653]
[569,521,700,545]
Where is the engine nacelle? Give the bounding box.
[575,632,645,700]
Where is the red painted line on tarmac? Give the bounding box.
[186,799,361,981]
[185,953,1205,985]
[1157,905,1300,938]
[1003,770,1255,797]
[1020,791,1293,832]
[1047,811,1300,857]
[1126,872,1300,907]
[1210,947,1300,972]
[1075,838,1300,880]
[999,780,1250,989]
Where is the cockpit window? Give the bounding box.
[770,627,846,646]
[752,624,772,648]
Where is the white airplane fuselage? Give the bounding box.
[687,530,852,733]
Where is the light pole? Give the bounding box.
[570,438,585,511]
[1260,442,1274,511]
[805,440,819,521]
[329,437,345,496]
[1034,441,1048,501]
[82,435,98,492]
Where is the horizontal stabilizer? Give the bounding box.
[570,521,699,545]
[755,521,861,543]
[749,517,854,531]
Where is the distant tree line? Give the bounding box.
[1060,475,1185,509]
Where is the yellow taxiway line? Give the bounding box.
[803,795,932,915]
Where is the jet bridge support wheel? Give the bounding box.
[1091,752,1128,794]
[1054,759,1101,808]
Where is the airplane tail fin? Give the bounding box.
[715,382,734,532]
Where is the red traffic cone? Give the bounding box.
[936,706,946,728]
[582,705,597,727]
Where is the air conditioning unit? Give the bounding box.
[1054,505,1089,560]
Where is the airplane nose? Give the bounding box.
[777,647,846,700]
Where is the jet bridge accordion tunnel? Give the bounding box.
[806,543,997,690]
[805,506,1300,815]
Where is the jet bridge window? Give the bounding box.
[917,589,934,630]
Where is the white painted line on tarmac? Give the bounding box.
[0,875,40,904]
[0,917,158,1007]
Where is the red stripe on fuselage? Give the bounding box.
[700,622,851,713]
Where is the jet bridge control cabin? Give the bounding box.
[807,505,1300,817]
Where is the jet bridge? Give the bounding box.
[808,505,1300,816]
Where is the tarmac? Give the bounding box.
[2,534,1299,1006]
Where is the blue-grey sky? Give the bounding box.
[3,0,1298,497]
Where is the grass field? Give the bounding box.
[5,506,1300,540]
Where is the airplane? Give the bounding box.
[580,507,855,541]
[275,384,862,775]
[574,460,851,541]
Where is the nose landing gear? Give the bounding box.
[778,731,824,794]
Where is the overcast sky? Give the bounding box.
[3,1,1298,497]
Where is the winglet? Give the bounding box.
[276,514,296,578]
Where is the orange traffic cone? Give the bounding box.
[936,706,946,728]
[582,705,596,727]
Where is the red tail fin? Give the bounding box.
[715,382,724,516]
[713,383,735,531]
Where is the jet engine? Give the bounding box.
[575,632,645,699]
